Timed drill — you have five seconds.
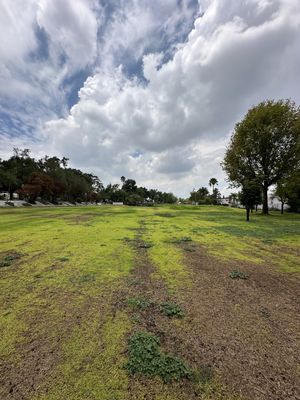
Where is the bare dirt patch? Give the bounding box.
[174,244,300,400]
[0,286,116,400]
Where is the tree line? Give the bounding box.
[0,149,177,205]
[189,178,221,204]
[222,99,300,220]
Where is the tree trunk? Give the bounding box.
[262,184,268,214]
[281,202,284,214]
[255,204,258,212]
[246,207,250,221]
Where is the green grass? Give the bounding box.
[0,205,299,399]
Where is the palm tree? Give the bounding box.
[209,178,218,193]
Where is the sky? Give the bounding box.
[0,0,300,197]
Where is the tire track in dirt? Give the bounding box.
[124,222,237,400]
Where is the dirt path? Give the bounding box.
[124,223,238,399]
[174,243,300,400]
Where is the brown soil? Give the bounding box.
[0,289,81,400]
[0,286,117,400]
[125,228,229,399]
[175,244,300,400]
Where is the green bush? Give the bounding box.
[127,297,152,310]
[160,302,184,318]
[229,270,248,279]
[124,331,191,382]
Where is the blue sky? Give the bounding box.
[1,0,300,196]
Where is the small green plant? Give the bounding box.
[131,314,141,324]
[139,242,152,249]
[229,270,248,279]
[127,297,152,310]
[180,236,192,242]
[171,236,192,244]
[124,331,191,382]
[183,247,195,252]
[79,273,96,283]
[160,302,184,318]
[0,252,22,268]
[70,273,96,284]
[57,256,69,262]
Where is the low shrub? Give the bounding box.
[124,331,191,382]
[229,270,248,279]
[127,297,151,310]
[160,302,184,318]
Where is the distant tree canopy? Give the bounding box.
[0,149,177,205]
[274,168,300,213]
[189,180,221,205]
[222,100,300,214]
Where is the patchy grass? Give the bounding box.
[0,205,299,399]
[127,296,152,310]
[0,251,23,268]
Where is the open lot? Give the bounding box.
[0,205,299,400]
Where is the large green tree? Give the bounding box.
[222,100,300,214]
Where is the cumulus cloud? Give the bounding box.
[1,0,300,196]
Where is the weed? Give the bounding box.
[70,273,96,284]
[139,242,152,249]
[183,247,196,252]
[57,256,69,262]
[124,331,191,382]
[131,314,141,323]
[170,236,192,244]
[79,274,96,283]
[229,270,248,279]
[160,302,184,318]
[154,213,176,218]
[127,297,152,310]
[0,252,22,268]
[127,278,140,286]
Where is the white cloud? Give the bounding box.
[36,0,98,71]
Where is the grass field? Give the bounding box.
[0,205,299,400]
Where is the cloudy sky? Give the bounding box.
[1,0,300,197]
